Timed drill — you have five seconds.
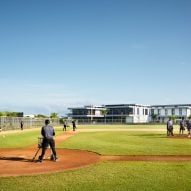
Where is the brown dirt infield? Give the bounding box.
[1,131,191,177]
[0,132,102,177]
[167,134,191,139]
[0,148,101,177]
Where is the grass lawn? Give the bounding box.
[58,131,191,155]
[0,130,40,148]
[0,126,63,148]
[0,124,167,149]
[1,125,191,191]
[1,161,191,191]
[76,124,171,129]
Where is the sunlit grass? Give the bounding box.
[58,131,191,155]
[0,126,63,148]
[1,125,191,191]
[1,162,191,191]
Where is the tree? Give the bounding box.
[50,112,59,119]
[101,109,109,124]
[60,116,68,124]
[6,112,17,117]
[35,114,48,118]
[151,113,158,123]
[0,112,5,117]
[170,115,177,124]
[0,111,23,117]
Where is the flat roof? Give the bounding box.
[68,104,191,110]
[104,104,150,107]
[151,104,191,107]
[68,106,105,110]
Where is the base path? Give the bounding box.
[1,131,191,177]
[101,155,191,161]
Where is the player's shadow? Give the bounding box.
[0,156,32,162]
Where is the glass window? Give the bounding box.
[137,108,139,115]
[179,108,182,116]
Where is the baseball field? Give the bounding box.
[1,125,191,191]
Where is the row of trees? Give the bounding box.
[34,112,59,119]
[0,112,65,119]
[34,113,68,124]
[0,112,23,117]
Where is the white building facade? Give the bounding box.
[68,104,191,124]
[151,104,191,123]
[68,104,151,124]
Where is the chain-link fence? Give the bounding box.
[0,117,61,131]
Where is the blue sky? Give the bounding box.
[0,0,191,115]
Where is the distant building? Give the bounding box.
[151,104,191,123]
[68,104,151,123]
[68,104,191,124]
[105,104,150,123]
[68,105,105,123]
[24,114,35,118]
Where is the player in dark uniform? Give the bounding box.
[167,118,174,136]
[63,120,67,131]
[179,117,185,135]
[38,119,58,162]
[72,120,76,131]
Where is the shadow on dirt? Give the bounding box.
[0,156,32,162]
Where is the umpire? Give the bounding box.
[38,119,58,162]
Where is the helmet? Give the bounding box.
[45,119,50,125]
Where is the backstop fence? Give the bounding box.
[0,117,61,131]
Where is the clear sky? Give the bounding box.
[0,0,191,115]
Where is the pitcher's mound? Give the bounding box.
[0,148,101,177]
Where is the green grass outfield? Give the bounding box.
[1,162,191,191]
[58,131,191,155]
[1,124,191,191]
[0,126,63,148]
[76,124,170,129]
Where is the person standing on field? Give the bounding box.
[20,121,24,130]
[38,119,58,162]
[63,120,67,131]
[179,117,185,135]
[72,120,76,131]
[187,120,191,138]
[167,117,174,136]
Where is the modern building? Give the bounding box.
[68,104,151,123]
[151,104,191,123]
[24,114,35,118]
[68,105,105,123]
[68,104,191,124]
[104,104,151,123]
